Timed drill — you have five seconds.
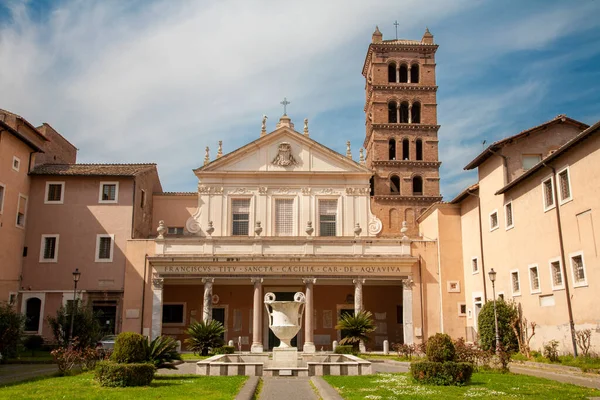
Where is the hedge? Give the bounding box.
[410,360,473,386]
[111,332,148,364]
[95,361,156,387]
[210,346,235,355]
[334,345,357,355]
[426,333,455,363]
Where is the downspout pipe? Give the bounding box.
[140,254,148,335]
[543,162,578,356]
[466,190,488,301]
[418,256,425,344]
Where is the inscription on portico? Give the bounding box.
[154,265,408,277]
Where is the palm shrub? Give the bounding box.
[185,320,226,356]
[148,335,181,368]
[0,302,25,362]
[335,310,376,351]
[477,298,519,354]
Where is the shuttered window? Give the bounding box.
[559,169,571,202]
[98,237,112,259]
[44,237,57,260]
[275,199,294,236]
[232,199,250,236]
[319,199,337,237]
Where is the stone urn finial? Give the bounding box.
[157,220,166,239]
[346,141,352,159]
[204,146,210,166]
[206,221,214,236]
[303,118,309,136]
[305,221,314,236]
[255,221,263,236]
[354,223,362,237]
[359,148,365,165]
[217,141,223,158]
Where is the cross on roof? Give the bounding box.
[280,97,291,116]
[394,20,399,40]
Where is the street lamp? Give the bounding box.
[488,268,501,355]
[69,268,81,343]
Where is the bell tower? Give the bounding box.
[363,27,442,236]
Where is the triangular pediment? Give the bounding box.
[196,126,371,174]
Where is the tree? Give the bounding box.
[47,301,102,349]
[185,320,225,356]
[0,302,25,362]
[477,298,519,354]
[335,310,376,351]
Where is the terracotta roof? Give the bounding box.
[30,163,156,176]
[464,115,589,170]
[156,192,196,196]
[0,120,44,152]
[496,119,600,195]
[449,183,479,204]
[0,108,48,141]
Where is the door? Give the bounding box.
[212,308,226,340]
[473,296,483,332]
[93,304,117,335]
[267,292,298,349]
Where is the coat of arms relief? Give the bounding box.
[271,142,298,167]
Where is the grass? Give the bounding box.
[323,371,600,399]
[179,353,210,361]
[361,353,424,362]
[0,372,247,399]
[512,353,600,372]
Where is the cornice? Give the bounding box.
[362,43,438,77]
[374,195,442,202]
[372,161,441,168]
[372,84,437,92]
[371,124,440,131]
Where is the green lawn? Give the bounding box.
[179,353,210,361]
[0,373,247,400]
[362,354,423,362]
[323,372,600,399]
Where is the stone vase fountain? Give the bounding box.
[264,292,305,367]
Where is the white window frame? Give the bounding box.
[44,181,65,204]
[541,175,555,212]
[39,234,60,263]
[471,256,479,275]
[458,302,467,317]
[95,234,115,262]
[162,302,186,326]
[528,264,541,294]
[12,156,20,172]
[316,196,341,237]
[489,209,499,232]
[15,193,27,228]
[510,269,521,297]
[98,181,119,204]
[229,197,253,236]
[0,182,5,214]
[549,257,565,291]
[497,291,505,301]
[8,292,18,305]
[557,166,573,205]
[272,196,296,236]
[569,251,587,288]
[504,200,514,230]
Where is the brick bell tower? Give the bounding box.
[363,26,442,236]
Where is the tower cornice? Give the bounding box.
[372,160,441,168]
[373,195,443,202]
[362,42,438,77]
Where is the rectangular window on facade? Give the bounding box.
[45,182,65,204]
[275,198,294,236]
[489,210,498,231]
[319,199,338,236]
[505,202,514,229]
[40,235,59,262]
[542,178,555,211]
[558,167,572,203]
[99,182,119,203]
[140,189,146,208]
[16,194,27,228]
[549,259,564,290]
[0,183,5,214]
[522,154,541,171]
[458,303,467,316]
[528,264,540,293]
[12,156,20,172]
[162,304,185,324]
[167,227,184,235]
[231,199,250,236]
[95,235,114,262]
[472,257,479,274]
[511,270,521,296]
[570,252,587,287]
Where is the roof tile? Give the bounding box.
[30,163,156,176]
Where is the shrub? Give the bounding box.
[185,320,226,356]
[334,345,357,355]
[453,338,477,364]
[393,343,417,359]
[95,360,156,387]
[543,340,560,362]
[334,310,376,351]
[411,360,473,386]
[575,329,592,357]
[148,335,182,368]
[477,298,519,354]
[51,345,82,375]
[46,302,102,349]
[81,347,108,371]
[210,346,235,355]
[23,335,44,353]
[111,332,148,363]
[0,302,25,362]
[426,333,455,362]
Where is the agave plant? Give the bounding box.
[185,320,226,356]
[147,335,182,368]
[335,310,376,351]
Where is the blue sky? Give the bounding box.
[1,0,599,198]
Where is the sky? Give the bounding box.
[1,0,599,199]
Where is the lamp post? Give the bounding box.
[488,268,501,355]
[69,268,81,344]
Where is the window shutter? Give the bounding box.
[275,199,294,236]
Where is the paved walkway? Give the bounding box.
[510,364,600,390]
[259,377,318,400]
[0,364,58,385]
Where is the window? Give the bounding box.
[416,139,423,161]
[549,259,564,290]
[399,64,408,83]
[16,194,27,228]
[99,182,119,203]
[410,64,420,83]
[529,264,540,293]
[411,102,421,124]
[511,270,521,296]
[505,201,514,229]
[472,257,479,274]
[570,252,587,287]
[319,199,337,236]
[39,234,59,262]
[140,189,146,208]
[168,227,184,235]
[388,138,396,160]
[95,234,114,262]
[458,303,467,316]
[399,102,409,123]
[45,182,65,204]
[25,297,42,332]
[412,176,423,195]
[497,292,505,301]
[162,303,185,325]
[542,177,555,211]
[522,154,541,170]
[231,199,250,236]
[390,175,400,194]
[489,210,498,231]
[12,156,20,172]
[558,167,572,204]
[447,281,460,293]
[0,183,5,214]
[402,138,410,160]
[388,102,397,123]
[275,198,294,236]
[388,62,397,82]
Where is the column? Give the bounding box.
[303,278,317,353]
[151,275,164,340]
[402,279,414,345]
[251,277,264,353]
[408,103,413,124]
[202,278,214,323]
[407,66,411,83]
[396,67,400,83]
[353,278,366,352]
[396,104,400,124]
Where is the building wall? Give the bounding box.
[152,194,197,234]
[131,170,163,239]
[35,123,77,165]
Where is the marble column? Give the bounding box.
[396,105,400,125]
[396,67,400,83]
[251,278,264,353]
[303,278,317,353]
[402,279,414,345]
[408,103,413,124]
[353,278,366,352]
[202,278,214,323]
[151,275,164,340]
[407,66,411,83]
